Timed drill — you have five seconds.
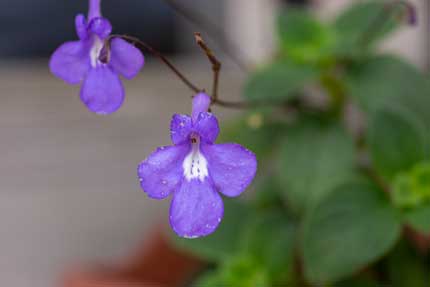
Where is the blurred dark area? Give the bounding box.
[284,0,309,6]
[0,0,177,58]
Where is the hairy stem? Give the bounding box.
[104,34,258,110]
[107,34,202,94]
[194,33,221,103]
[161,0,250,71]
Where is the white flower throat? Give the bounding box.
[183,137,208,181]
[90,37,104,67]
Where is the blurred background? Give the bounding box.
[0,0,428,286]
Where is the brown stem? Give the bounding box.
[194,33,221,102]
[107,34,202,94]
[105,34,268,110]
[161,0,250,71]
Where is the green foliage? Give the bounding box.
[186,2,430,286]
[240,211,296,284]
[336,277,382,287]
[252,176,286,211]
[191,271,224,287]
[277,8,335,63]
[279,121,356,214]
[193,256,270,287]
[345,55,430,124]
[193,211,296,287]
[244,61,317,102]
[393,174,424,208]
[220,256,270,287]
[368,106,427,179]
[332,1,403,57]
[387,241,430,287]
[404,204,430,234]
[172,199,251,262]
[392,162,430,209]
[302,181,402,284]
[220,110,289,161]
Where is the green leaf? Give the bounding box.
[240,211,295,284]
[264,225,296,285]
[387,241,429,287]
[404,203,430,234]
[392,174,423,208]
[302,181,402,284]
[333,1,403,56]
[368,106,427,179]
[244,61,317,102]
[411,162,430,198]
[192,271,224,287]
[193,256,271,287]
[279,122,356,214]
[345,55,430,123]
[277,8,335,62]
[220,112,289,161]
[392,162,430,208]
[252,176,285,211]
[220,255,270,287]
[171,199,251,262]
[336,277,382,287]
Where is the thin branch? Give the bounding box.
[104,34,259,110]
[106,34,202,94]
[194,32,221,102]
[161,0,250,71]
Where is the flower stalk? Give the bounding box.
[104,34,256,109]
[88,0,102,19]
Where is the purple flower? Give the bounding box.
[49,0,144,114]
[138,93,257,238]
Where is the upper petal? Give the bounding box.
[89,17,112,39]
[170,114,192,145]
[202,143,257,197]
[170,178,224,238]
[80,66,124,114]
[192,92,211,122]
[138,144,190,200]
[109,38,145,79]
[75,14,89,40]
[194,112,219,144]
[49,40,91,84]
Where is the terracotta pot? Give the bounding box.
[62,226,205,287]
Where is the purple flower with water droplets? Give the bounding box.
[49,0,144,114]
[137,93,257,238]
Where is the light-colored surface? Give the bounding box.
[225,0,278,63]
[0,59,244,287]
[314,0,429,69]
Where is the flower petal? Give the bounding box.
[138,144,190,200]
[80,66,124,114]
[194,112,219,144]
[170,114,193,145]
[202,143,257,197]
[170,179,223,238]
[109,38,145,79]
[75,14,88,40]
[192,92,211,122]
[89,17,112,39]
[49,40,91,84]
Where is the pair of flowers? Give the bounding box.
[50,0,257,238]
